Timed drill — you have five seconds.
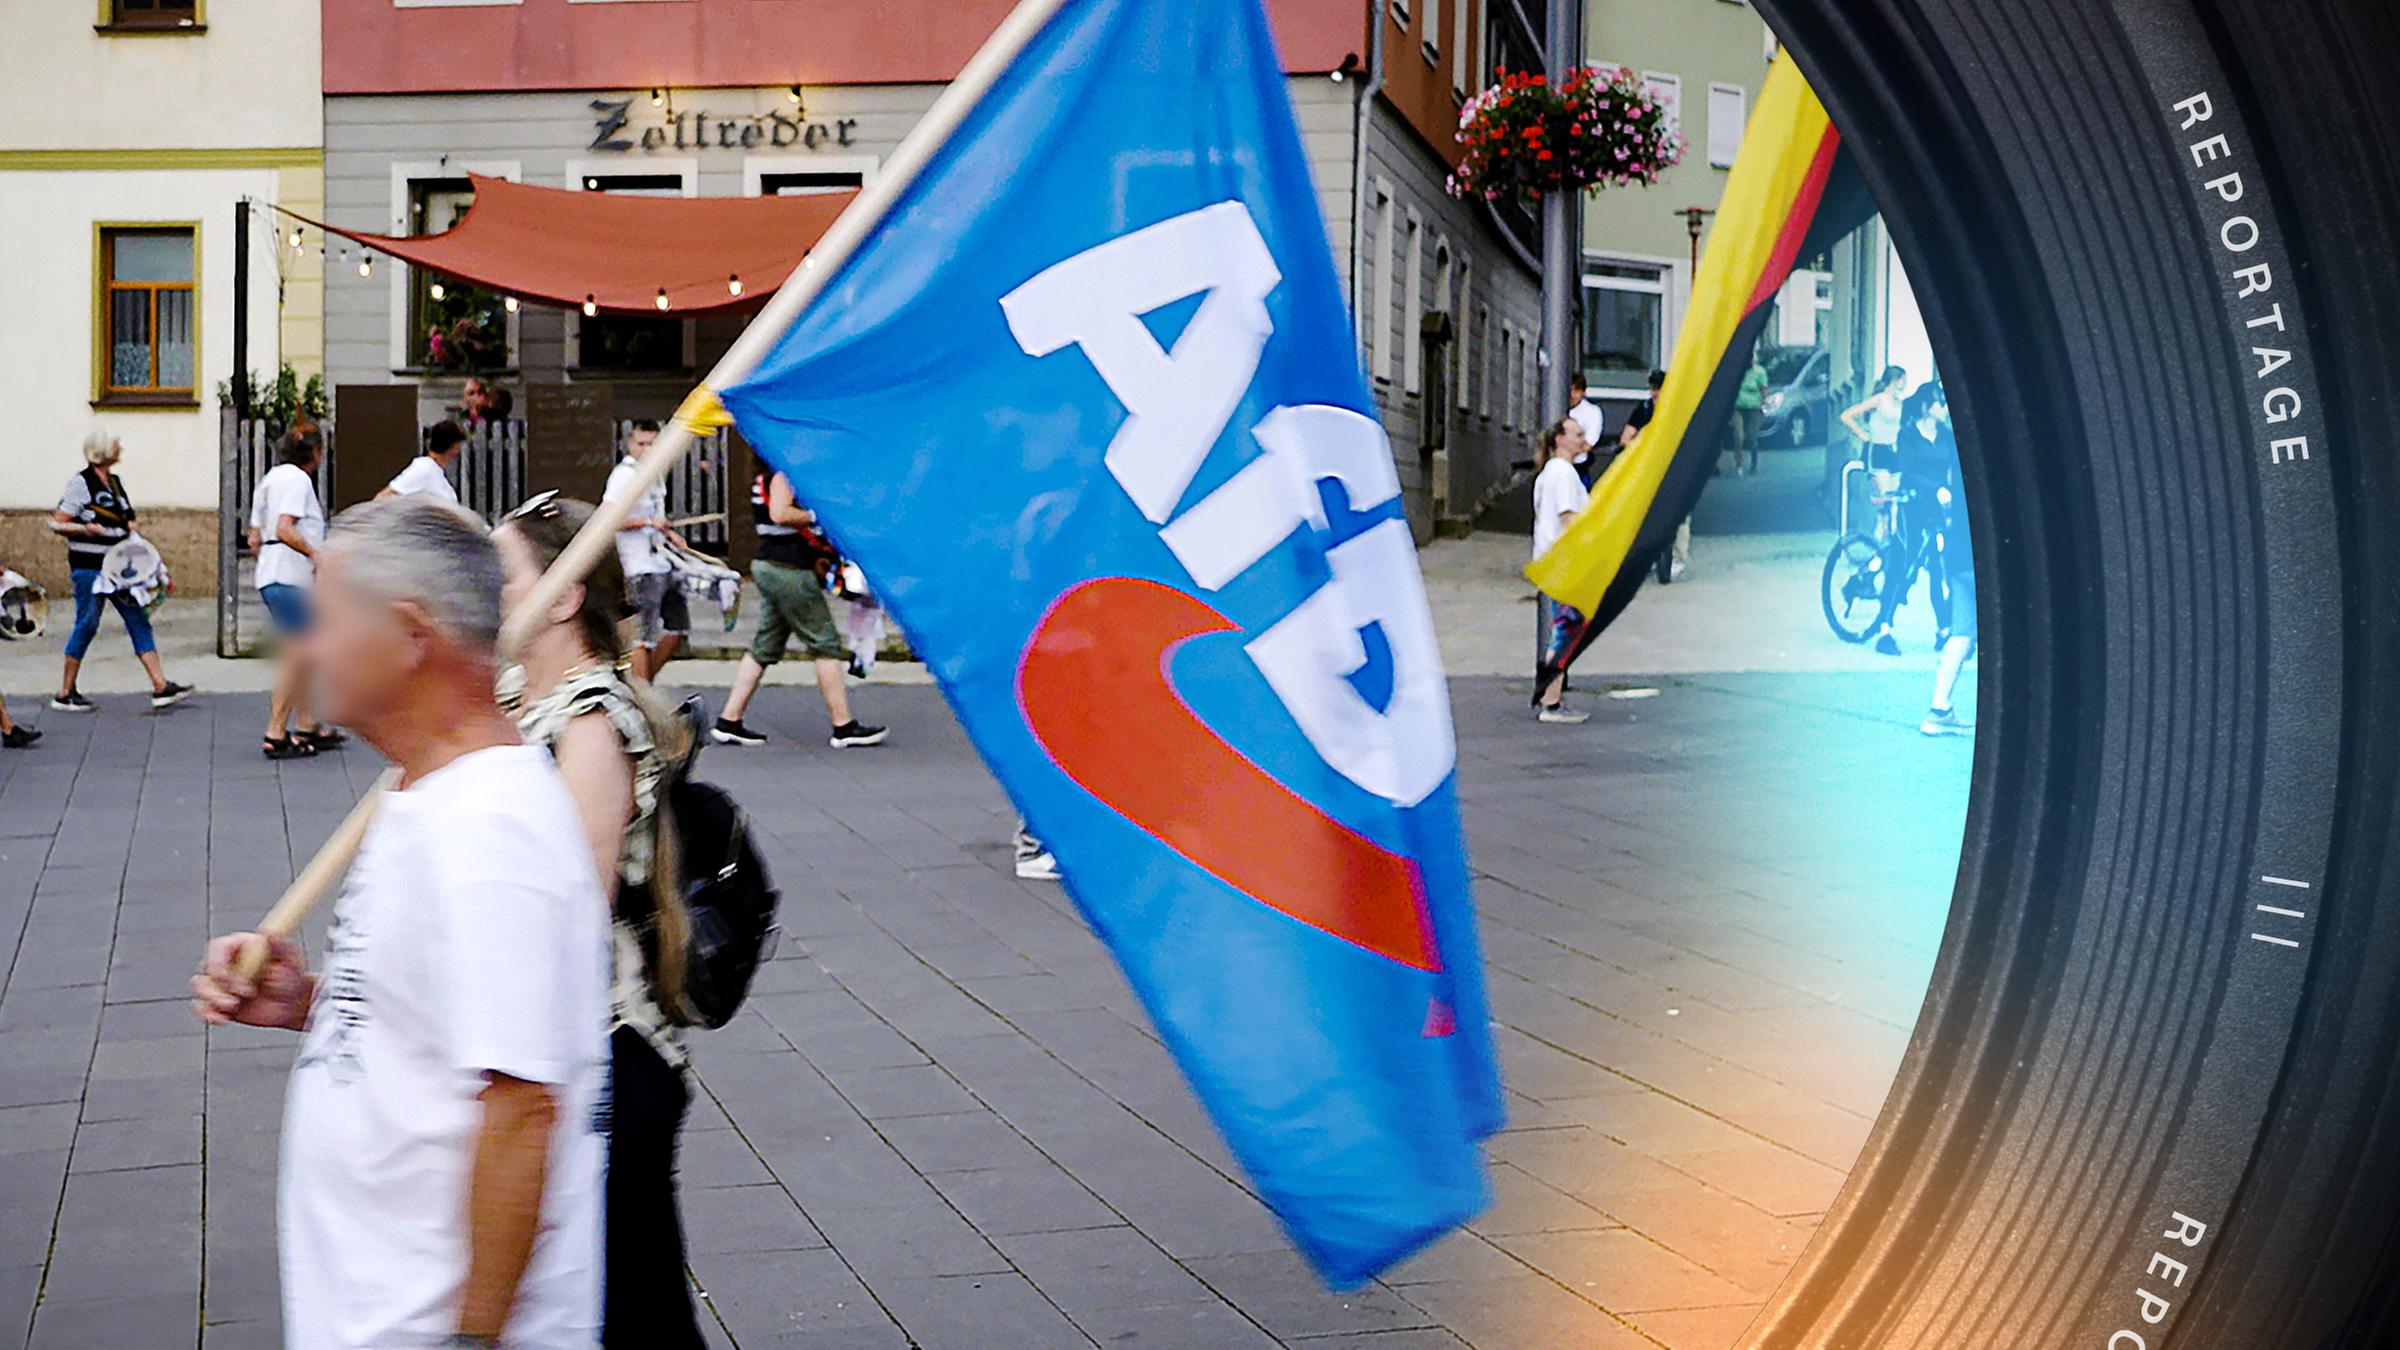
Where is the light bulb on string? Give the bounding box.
[655,287,671,311]
[503,294,519,314]
[429,281,446,301]
[583,295,598,318]
[358,255,372,278]
[727,274,743,298]
[287,227,303,249]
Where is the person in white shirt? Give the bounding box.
[192,496,609,1350]
[1565,373,1605,484]
[254,428,340,759]
[1530,417,1592,725]
[602,421,689,682]
[379,420,468,508]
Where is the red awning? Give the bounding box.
[287,173,856,316]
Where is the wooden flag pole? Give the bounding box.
[230,0,1075,980]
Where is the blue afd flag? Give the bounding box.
[719,0,1502,1286]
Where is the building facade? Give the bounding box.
[1577,0,1780,421]
[0,0,324,594]
[318,0,1544,543]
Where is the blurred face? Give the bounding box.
[625,426,658,461]
[1556,421,1588,460]
[306,546,425,732]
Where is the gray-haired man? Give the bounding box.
[192,496,609,1349]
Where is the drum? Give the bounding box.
[92,534,171,614]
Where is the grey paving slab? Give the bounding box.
[0,667,1965,1348]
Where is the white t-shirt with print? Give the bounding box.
[1568,398,1604,455]
[1532,458,1590,560]
[386,455,461,505]
[279,745,610,1350]
[253,463,326,591]
[603,456,670,578]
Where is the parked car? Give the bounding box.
[1759,345,1832,446]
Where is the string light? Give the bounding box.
[357,255,372,278]
[503,294,519,314]
[655,287,671,311]
[727,273,743,297]
[583,295,598,317]
[287,227,303,248]
[650,88,664,106]
[429,281,446,301]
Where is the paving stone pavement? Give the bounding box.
[0,671,1966,1349]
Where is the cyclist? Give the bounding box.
[1863,381,1956,655]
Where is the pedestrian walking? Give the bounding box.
[1566,373,1605,485]
[49,432,192,713]
[605,421,689,683]
[710,469,887,749]
[378,419,466,506]
[1531,418,1591,725]
[1728,358,1768,476]
[1864,381,1957,656]
[493,493,705,1349]
[191,496,610,1349]
[1921,450,1977,737]
[1841,364,1910,494]
[0,693,36,749]
[253,427,341,758]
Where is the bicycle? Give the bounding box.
[1822,469,1954,644]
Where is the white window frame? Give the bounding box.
[1368,180,1397,384]
[1707,82,1748,169]
[1421,0,1440,61]
[1641,70,1684,139]
[742,154,881,197]
[1401,209,1425,395]
[1454,255,1473,412]
[1581,254,1675,399]
[388,159,520,372]
[566,162,699,372]
[1474,304,1490,418]
[1452,0,1474,97]
[1389,0,1409,25]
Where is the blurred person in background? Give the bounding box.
[378,420,467,506]
[605,421,690,683]
[1842,364,1911,495]
[1566,373,1604,484]
[191,496,609,1349]
[1531,418,1591,725]
[0,693,36,749]
[50,431,192,713]
[1864,381,1958,656]
[710,469,887,750]
[254,427,341,759]
[494,493,705,1349]
[1727,358,1768,477]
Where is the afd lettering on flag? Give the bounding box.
[718,0,1502,1286]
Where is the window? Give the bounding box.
[1454,256,1473,411]
[97,226,196,405]
[405,178,509,372]
[1502,327,1519,431]
[1369,182,1396,383]
[1422,0,1440,60]
[1642,71,1684,139]
[1401,212,1425,395]
[1708,82,1748,169]
[1452,0,1475,96]
[1582,260,1669,392]
[1389,0,1410,26]
[1474,304,1490,417]
[758,170,865,197]
[102,0,200,29]
[577,174,691,372]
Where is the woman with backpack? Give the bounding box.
[493,492,704,1350]
[50,431,192,713]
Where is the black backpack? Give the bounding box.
[654,698,780,1029]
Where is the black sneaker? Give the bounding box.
[829,720,888,748]
[1873,631,1902,657]
[710,718,767,747]
[49,691,93,714]
[1,727,39,749]
[150,681,193,710]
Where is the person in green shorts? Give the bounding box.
[710,470,887,748]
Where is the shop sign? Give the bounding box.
[590,98,860,154]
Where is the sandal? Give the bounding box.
[297,726,348,750]
[262,735,319,761]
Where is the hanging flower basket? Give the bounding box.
[1447,65,1687,202]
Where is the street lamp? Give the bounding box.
[1679,205,1715,280]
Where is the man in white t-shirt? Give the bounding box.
[379,420,468,508]
[254,428,336,758]
[1565,373,1605,483]
[193,496,609,1350]
[1531,416,1592,725]
[602,420,689,682]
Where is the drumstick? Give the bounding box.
[217,0,1071,990]
[667,512,726,529]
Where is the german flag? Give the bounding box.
[1528,57,1875,674]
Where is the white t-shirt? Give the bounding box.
[254,463,326,591]
[280,746,610,1350]
[603,456,669,577]
[1533,458,1589,560]
[386,455,461,505]
[1568,398,1604,456]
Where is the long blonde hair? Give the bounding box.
[502,497,692,1013]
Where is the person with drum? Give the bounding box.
[50,432,192,713]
